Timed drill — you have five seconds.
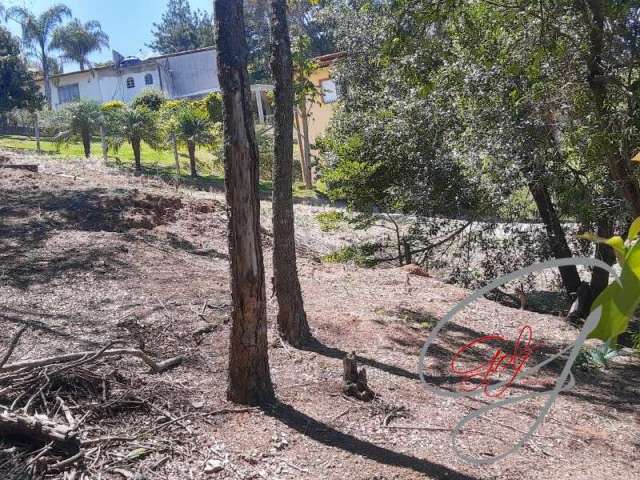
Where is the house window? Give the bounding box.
[319,78,338,104]
[57,83,80,104]
[144,74,153,85]
[126,77,135,88]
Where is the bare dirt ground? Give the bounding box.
[1,150,639,480]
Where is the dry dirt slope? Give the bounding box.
[0,151,639,480]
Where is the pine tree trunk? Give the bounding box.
[215,0,275,405]
[188,141,197,177]
[270,0,311,347]
[131,137,142,173]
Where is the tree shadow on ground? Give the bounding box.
[306,305,640,416]
[264,402,482,480]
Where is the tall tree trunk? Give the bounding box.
[270,0,311,347]
[527,178,581,296]
[298,101,313,189]
[82,130,91,158]
[293,109,309,185]
[215,0,275,405]
[41,45,52,110]
[583,0,640,216]
[131,137,142,173]
[187,141,197,177]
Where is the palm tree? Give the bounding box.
[106,105,161,173]
[51,19,109,71]
[174,105,215,177]
[7,4,72,109]
[49,100,103,157]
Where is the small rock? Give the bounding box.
[204,459,225,474]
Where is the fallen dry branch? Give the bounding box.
[0,326,27,369]
[0,409,80,455]
[0,348,184,374]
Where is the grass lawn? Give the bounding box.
[0,134,324,199]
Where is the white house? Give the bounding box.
[37,47,274,123]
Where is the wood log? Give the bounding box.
[0,164,39,172]
[0,409,80,455]
[342,352,374,401]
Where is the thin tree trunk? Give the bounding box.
[293,109,309,185]
[131,137,142,173]
[82,130,91,158]
[527,178,581,296]
[215,0,274,405]
[34,114,41,153]
[41,44,52,110]
[187,141,197,177]
[100,125,108,161]
[299,100,313,188]
[270,0,311,347]
[172,133,180,177]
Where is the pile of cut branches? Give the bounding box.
[0,327,183,479]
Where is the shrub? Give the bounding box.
[131,89,166,111]
[322,243,380,267]
[316,210,346,232]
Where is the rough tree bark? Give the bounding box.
[269,0,311,347]
[215,0,275,405]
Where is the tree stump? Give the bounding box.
[342,352,374,401]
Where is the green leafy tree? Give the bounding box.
[7,4,72,109]
[148,0,214,54]
[50,18,109,71]
[0,26,43,113]
[131,89,166,111]
[45,100,102,157]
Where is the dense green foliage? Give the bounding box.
[0,26,43,113]
[147,0,214,54]
[316,0,640,336]
[131,90,166,112]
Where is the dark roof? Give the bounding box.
[313,52,347,67]
[37,46,217,81]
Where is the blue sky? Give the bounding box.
[4,0,214,70]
